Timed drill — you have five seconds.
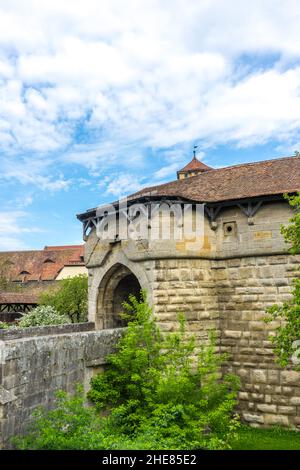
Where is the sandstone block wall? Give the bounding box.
[147,253,300,428]
[214,201,293,257]
[84,199,300,428]
[0,323,122,449]
[152,258,219,338]
[215,254,300,427]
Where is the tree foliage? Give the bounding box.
[14,293,240,450]
[39,274,88,323]
[265,193,300,368]
[280,193,300,254]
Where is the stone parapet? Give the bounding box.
[0,327,123,448]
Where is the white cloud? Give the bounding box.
[0,58,13,78]
[0,156,72,191]
[0,210,43,250]
[0,236,27,250]
[154,163,180,180]
[100,173,145,198]
[1,0,300,186]
[0,211,42,234]
[14,194,33,209]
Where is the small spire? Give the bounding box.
[177,148,212,180]
[193,145,198,159]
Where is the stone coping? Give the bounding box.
[0,322,95,341]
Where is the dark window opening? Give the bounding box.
[223,221,237,236]
[112,274,141,328]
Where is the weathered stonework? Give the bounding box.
[0,323,123,448]
[0,156,298,447]
[84,199,300,428]
[1,198,299,448]
[217,255,300,428]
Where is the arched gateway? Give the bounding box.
[78,155,300,428]
[97,263,142,329]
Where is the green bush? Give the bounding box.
[89,292,240,450]
[17,305,70,327]
[12,386,107,450]
[0,321,10,329]
[39,274,88,323]
[14,293,240,450]
[281,193,300,254]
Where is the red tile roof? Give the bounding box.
[44,245,83,251]
[178,157,212,174]
[129,156,300,203]
[0,245,85,282]
[64,245,85,266]
[0,292,38,304]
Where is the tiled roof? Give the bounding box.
[178,157,212,173]
[64,245,85,266]
[0,245,85,282]
[0,293,38,304]
[44,245,83,251]
[129,156,300,203]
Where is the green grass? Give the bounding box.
[232,426,300,450]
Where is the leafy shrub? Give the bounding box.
[12,386,107,450]
[88,292,240,449]
[281,193,300,254]
[39,274,88,323]
[0,321,10,329]
[14,293,240,450]
[18,305,70,327]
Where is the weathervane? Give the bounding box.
[193,145,198,158]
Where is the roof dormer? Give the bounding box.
[177,156,212,180]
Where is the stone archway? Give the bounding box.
[97,263,142,329]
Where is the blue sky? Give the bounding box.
[1,0,300,250]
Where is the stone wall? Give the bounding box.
[83,199,300,428]
[152,258,219,338]
[0,323,123,449]
[1,198,299,448]
[215,254,300,427]
[214,201,291,257]
[149,254,300,427]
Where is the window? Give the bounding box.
[223,221,237,236]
